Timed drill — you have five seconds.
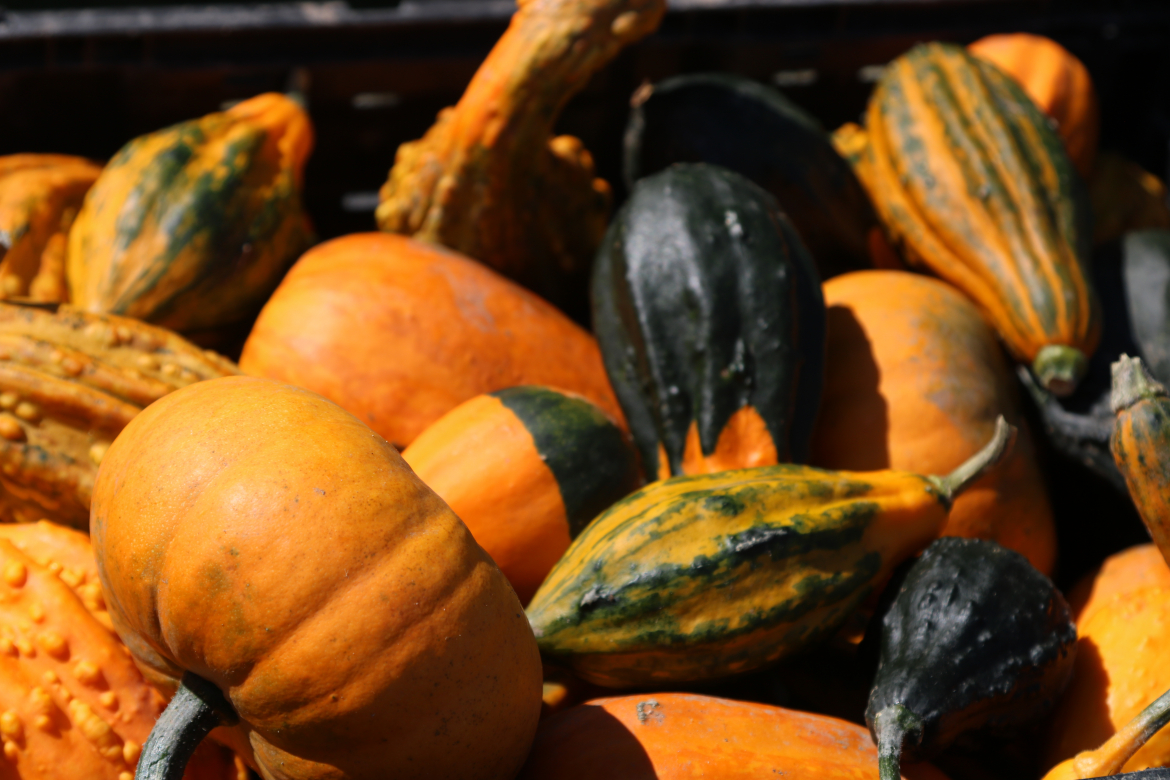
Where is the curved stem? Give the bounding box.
[1070,685,1170,778]
[925,415,1016,508]
[136,672,238,780]
[873,704,923,780]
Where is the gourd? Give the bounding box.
[1045,585,1170,773]
[1090,153,1170,246]
[1110,355,1170,564]
[67,93,314,343]
[967,33,1099,177]
[402,385,641,604]
[591,163,824,480]
[1065,544,1170,621]
[240,233,623,450]
[0,302,239,529]
[526,417,1014,688]
[375,0,664,306]
[0,155,102,302]
[91,376,543,780]
[622,73,878,279]
[0,520,245,780]
[1044,686,1170,780]
[863,42,1098,396]
[866,538,1077,780]
[810,270,1056,574]
[518,692,951,780]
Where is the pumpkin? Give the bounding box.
[863,43,1098,396]
[967,33,1099,177]
[401,385,641,604]
[866,538,1076,780]
[91,376,543,780]
[591,163,824,480]
[622,72,878,280]
[0,520,244,780]
[1045,585,1170,773]
[518,692,950,779]
[376,0,664,306]
[0,155,102,303]
[1110,355,1170,565]
[526,418,1014,688]
[239,232,623,450]
[1090,153,1170,246]
[1065,544,1170,621]
[0,302,238,529]
[67,93,314,344]
[810,270,1056,574]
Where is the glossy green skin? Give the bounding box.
[624,72,877,279]
[866,538,1077,767]
[591,163,826,479]
[490,385,641,536]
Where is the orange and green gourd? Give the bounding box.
[1111,354,1170,565]
[67,93,314,343]
[862,42,1098,396]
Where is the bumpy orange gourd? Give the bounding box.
[91,376,543,780]
[810,270,1055,574]
[0,155,102,303]
[376,0,664,302]
[0,521,244,780]
[518,693,950,779]
[968,33,1099,177]
[1066,544,1170,621]
[239,233,623,449]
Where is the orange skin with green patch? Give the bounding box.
[239,232,624,449]
[90,376,543,780]
[810,270,1055,574]
[518,693,951,780]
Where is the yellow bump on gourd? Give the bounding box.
[161,363,180,378]
[28,601,45,623]
[98,692,117,710]
[60,356,83,377]
[78,584,105,612]
[0,393,16,411]
[3,741,17,760]
[46,562,62,576]
[38,632,67,660]
[123,739,141,764]
[33,716,50,732]
[29,687,53,715]
[15,639,34,658]
[13,402,40,424]
[88,441,110,466]
[135,354,158,370]
[0,639,15,657]
[0,414,25,443]
[114,326,132,345]
[0,711,22,741]
[73,660,101,686]
[119,773,133,780]
[59,567,84,588]
[68,699,121,759]
[3,561,26,588]
[41,671,59,686]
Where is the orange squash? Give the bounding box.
[968,33,1099,177]
[1111,355,1170,567]
[1043,685,1170,780]
[239,232,623,449]
[1065,544,1170,621]
[376,0,664,302]
[809,270,1055,574]
[1089,151,1170,245]
[518,693,950,779]
[91,376,543,780]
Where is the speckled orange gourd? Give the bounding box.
[0,521,244,780]
[0,303,239,529]
[0,156,102,304]
[375,0,664,299]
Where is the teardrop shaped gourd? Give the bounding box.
[866,538,1077,780]
[518,692,951,780]
[1111,355,1170,566]
[526,418,1015,688]
[93,376,543,780]
[591,163,825,480]
[67,93,315,343]
[402,386,642,604]
[967,33,1099,178]
[863,42,1098,396]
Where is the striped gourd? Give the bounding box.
[1111,355,1170,567]
[526,417,1014,688]
[67,93,314,343]
[864,43,1098,396]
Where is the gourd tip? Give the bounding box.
[1033,345,1088,397]
[872,704,923,780]
[1110,353,1168,413]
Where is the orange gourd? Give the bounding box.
[518,693,950,779]
[239,232,624,449]
[809,270,1055,574]
[968,33,1099,177]
[1089,151,1170,245]
[91,376,543,780]
[1065,544,1170,621]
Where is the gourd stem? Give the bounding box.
[873,704,923,780]
[1111,354,1168,413]
[1071,684,1170,778]
[136,672,239,780]
[926,416,1016,507]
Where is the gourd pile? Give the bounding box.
[1,0,1170,777]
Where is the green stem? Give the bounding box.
[1111,353,1168,414]
[925,415,1016,508]
[1078,684,1170,777]
[873,704,923,780]
[136,673,238,780]
[1033,345,1088,398]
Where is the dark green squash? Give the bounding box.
[866,537,1077,780]
[623,73,877,280]
[591,162,825,480]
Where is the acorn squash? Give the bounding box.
[67,93,314,343]
[92,376,543,780]
[591,163,824,480]
[863,42,1098,396]
[402,385,641,604]
[240,232,623,449]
